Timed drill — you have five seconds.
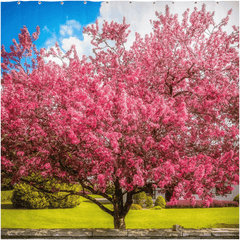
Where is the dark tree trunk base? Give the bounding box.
[114,217,126,229]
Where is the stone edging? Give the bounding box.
[1,228,239,239]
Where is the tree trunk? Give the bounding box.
[112,181,133,229]
[113,194,133,229]
[114,214,126,229]
[166,189,173,202]
[113,200,126,229]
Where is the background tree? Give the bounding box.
[1,4,239,229]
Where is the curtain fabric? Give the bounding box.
[1,0,239,230]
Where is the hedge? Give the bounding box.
[233,194,239,203]
[166,199,239,208]
[1,190,13,202]
[11,181,81,209]
[146,196,153,208]
[130,204,142,210]
[155,196,166,208]
[132,192,146,207]
[151,206,162,210]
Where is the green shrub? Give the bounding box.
[1,174,14,191]
[1,190,13,202]
[155,196,166,208]
[233,194,239,203]
[132,191,146,207]
[11,181,81,209]
[130,204,142,210]
[105,184,115,195]
[151,206,162,210]
[146,196,153,208]
[12,183,50,209]
[48,183,81,208]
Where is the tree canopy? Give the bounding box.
[1,4,239,229]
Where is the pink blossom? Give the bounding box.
[98,174,106,188]
[17,151,24,156]
[40,172,47,177]
[44,163,51,170]
[133,174,144,187]
[119,178,127,187]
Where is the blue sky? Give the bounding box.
[1,1,102,51]
[1,1,239,60]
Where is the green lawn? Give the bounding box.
[88,194,111,198]
[1,199,239,229]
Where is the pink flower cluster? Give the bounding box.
[1,4,239,210]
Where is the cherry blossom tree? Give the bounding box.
[1,5,239,229]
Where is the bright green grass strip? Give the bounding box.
[88,194,107,198]
[126,208,239,229]
[80,194,112,202]
[1,201,113,229]
[1,201,239,229]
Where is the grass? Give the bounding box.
[87,194,110,198]
[126,207,239,229]
[1,201,113,229]
[1,198,239,229]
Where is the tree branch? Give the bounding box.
[20,178,114,216]
[173,90,193,98]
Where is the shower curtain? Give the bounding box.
[1,0,239,231]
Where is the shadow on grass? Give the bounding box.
[216,223,239,228]
[1,203,12,209]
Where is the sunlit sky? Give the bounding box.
[1,1,239,59]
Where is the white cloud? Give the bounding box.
[42,26,51,33]
[60,20,81,37]
[61,34,94,59]
[96,1,160,49]
[43,46,69,67]
[44,54,64,66]
[45,33,57,47]
[95,1,239,51]
[45,1,239,62]
[62,37,82,55]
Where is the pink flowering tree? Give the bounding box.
[1,5,239,229]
